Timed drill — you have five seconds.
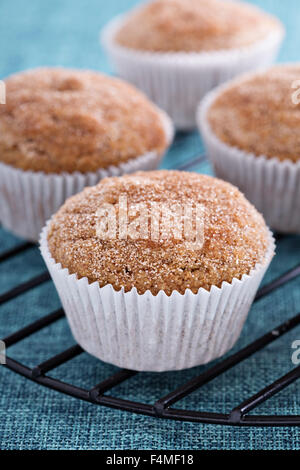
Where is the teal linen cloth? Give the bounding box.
[0,0,300,450]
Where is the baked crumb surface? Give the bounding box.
[47,170,269,296]
[0,68,168,173]
[115,0,281,53]
[208,65,300,163]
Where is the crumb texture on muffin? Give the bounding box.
[208,65,300,163]
[47,170,269,296]
[0,68,168,173]
[115,0,281,53]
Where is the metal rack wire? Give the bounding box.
[1,154,300,427]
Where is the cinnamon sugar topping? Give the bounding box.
[208,65,300,163]
[0,68,168,173]
[115,0,282,53]
[48,170,269,296]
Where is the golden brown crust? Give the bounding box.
[115,0,281,53]
[208,65,300,163]
[47,170,269,296]
[0,68,169,173]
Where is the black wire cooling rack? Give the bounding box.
[1,153,300,427]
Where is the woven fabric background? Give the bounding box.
[0,0,300,450]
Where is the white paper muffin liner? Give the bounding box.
[198,83,300,234]
[101,15,284,130]
[40,222,275,372]
[0,111,173,242]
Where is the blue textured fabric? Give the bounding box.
[1,0,300,451]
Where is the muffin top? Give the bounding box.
[115,0,282,53]
[47,170,270,296]
[207,65,300,163]
[0,68,169,173]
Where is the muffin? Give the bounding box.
[40,170,274,371]
[102,0,284,129]
[0,67,173,241]
[198,64,300,233]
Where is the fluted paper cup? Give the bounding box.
[198,85,300,234]
[101,15,284,130]
[0,111,173,242]
[40,222,274,372]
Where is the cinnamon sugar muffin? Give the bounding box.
[0,68,172,241]
[207,65,300,163]
[115,0,281,53]
[102,0,284,129]
[199,64,300,233]
[41,171,274,371]
[0,68,170,173]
